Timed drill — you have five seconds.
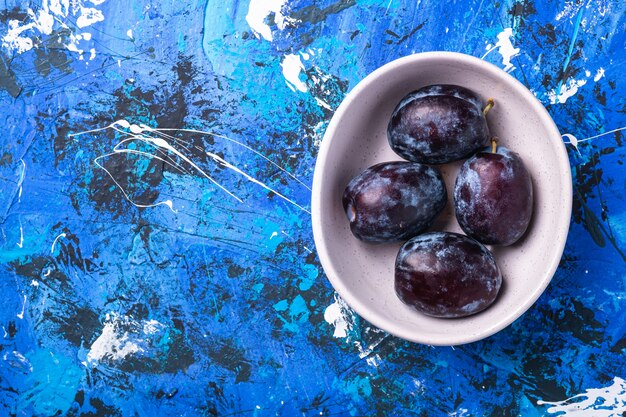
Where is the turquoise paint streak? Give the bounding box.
[177,31,186,52]
[557,6,585,95]
[355,0,394,9]
[16,349,83,416]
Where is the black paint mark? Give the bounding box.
[291,0,356,25]
[543,298,604,345]
[7,321,17,338]
[58,306,103,347]
[396,20,428,45]
[155,388,178,399]
[0,51,22,98]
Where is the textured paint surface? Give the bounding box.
[0,0,625,415]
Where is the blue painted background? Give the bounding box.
[1,0,625,415]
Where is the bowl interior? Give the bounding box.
[312,52,572,345]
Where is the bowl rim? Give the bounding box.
[311,51,573,345]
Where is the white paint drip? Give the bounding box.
[17,159,26,203]
[16,294,26,319]
[562,126,626,154]
[324,296,353,338]
[16,221,23,249]
[245,0,291,41]
[562,133,582,155]
[69,120,310,213]
[50,232,67,254]
[281,54,308,92]
[594,67,606,82]
[538,377,626,416]
[127,29,134,39]
[482,28,520,72]
[1,0,106,56]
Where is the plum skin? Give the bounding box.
[454,146,533,246]
[395,232,502,318]
[342,161,447,243]
[387,84,490,164]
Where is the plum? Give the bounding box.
[342,161,446,243]
[395,232,502,318]
[387,84,493,164]
[454,143,533,246]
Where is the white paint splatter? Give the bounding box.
[206,150,311,213]
[245,0,292,41]
[557,1,614,28]
[1,0,106,56]
[538,377,626,416]
[448,408,470,417]
[49,0,70,17]
[482,28,520,72]
[127,29,134,39]
[142,319,165,335]
[76,6,104,27]
[69,120,310,213]
[87,313,166,366]
[594,67,605,82]
[547,77,587,104]
[314,97,332,110]
[87,313,142,365]
[281,53,308,92]
[556,1,581,21]
[30,280,39,287]
[3,351,33,372]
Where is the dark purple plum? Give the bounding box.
[454,145,533,246]
[395,232,502,318]
[387,84,491,164]
[342,161,446,243]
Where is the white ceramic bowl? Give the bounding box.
[311,52,572,346]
